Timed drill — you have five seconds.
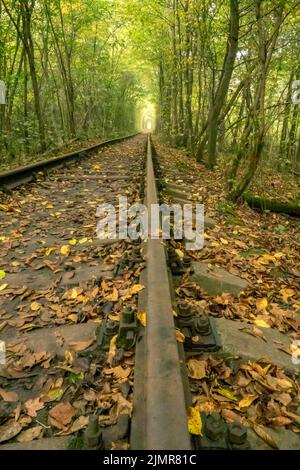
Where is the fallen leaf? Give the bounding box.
[60,245,70,256]
[188,407,203,436]
[105,287,119,302]
[46,388,64,402]
[0,284,8,292]
[175,249,185,259]
[252,424,279,449]
[49,402,75,427]
[239,395,258,409]
[25,398,44,417]
[130,284,145,295]
[280,288,295,303]
[175,329,185,343]
[0,420,23,443]
[104,366,131,380]
[108,335,117,366]
[0,388,19,402]
[16,425,43,443]
[187,359,206,380]
[137,311,147,327]
[256,298,268,312]
[0,270,6,280]
[30,302,41,312]
[216,388,238,402]
[254,319,270,328]
[65,416,89,435]
[270,417,292,427]
[69,339,94,352]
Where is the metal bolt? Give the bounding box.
[84,415,104,449]
[194,316,211,335]
[104,320,119,336]
[205,414,226,441]
[123,307,134,324]
[183,256,191,267]
[177,302,193,319]
[228,422,247,445]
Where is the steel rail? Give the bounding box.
[131,135,191,450]
[0,133,137,190]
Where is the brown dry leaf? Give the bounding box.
[108,335,118,366]
[104,366,131,380]
[266,376,293,391]
[187,359,206,380]
[25,397,44,417]
[69,339,95,352]
[239,326,267,342]
[0,420,23,444]
[49,402,75,428]
[0,388,19,402]
[239,395,258,409]
[175,329,185,343]
[270,417,292,427]
[252,424,279,449]
[283,410,300,426]
[63,416,89,435]
[16,425,43,443]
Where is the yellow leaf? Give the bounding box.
[257,254,276,265]
[94,165,101,171]
[105,287,119,302]
[137,311,147,327]
[69,239,78,246]
[65,350,74,365]
[79,238,88,244]
[239,395,258,408]
[30,302,41,312]
[130,284,145,295]
[0,204,9,211]
[60,245,70,256]
[220,238,229,245]
[175,329,185,343]
[0,284,8,292]
[68,314,78,322]
[45,247,55,256]
[46,205,53,209]
[211,242,220,248]
[216,388,237,401]
[172,310,178,318]
[188,407,203,436]
[254,319,270,328]
[0,270,6,280]
[187,359,206,380]
[70,288,78,300]
[280,288,295,303]
[175,249,184,260]
[47,388,64,402]
[256,298,268,311]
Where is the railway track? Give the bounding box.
[1,133,293,451]
[0,133,200,451]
